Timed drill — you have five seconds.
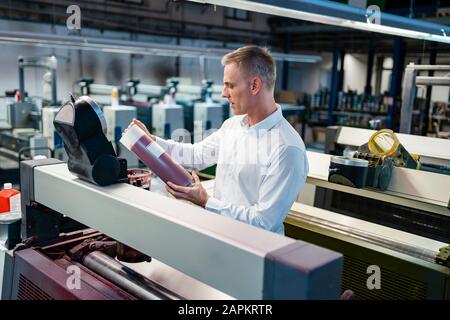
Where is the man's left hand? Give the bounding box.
[166,171,209,208]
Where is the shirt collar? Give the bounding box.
[240,104,283,137]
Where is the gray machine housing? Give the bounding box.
[0,158,344,300]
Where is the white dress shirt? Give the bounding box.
[156,105,309,235]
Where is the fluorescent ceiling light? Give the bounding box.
[342,20,450,44]
[0,30,322,63]
[189,0,450,44]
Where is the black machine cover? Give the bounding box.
[53,95,127,186]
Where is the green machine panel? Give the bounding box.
[285,214,450,300]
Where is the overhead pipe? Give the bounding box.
[0,30,322,63]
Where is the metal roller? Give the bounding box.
[289,211,439,264]
[82,251,184,300]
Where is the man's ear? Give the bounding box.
[250,77,263,95]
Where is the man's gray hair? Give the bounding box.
[221,46,276,91]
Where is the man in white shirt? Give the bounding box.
[129,46,308,235]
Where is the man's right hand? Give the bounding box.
[126,119,156,141]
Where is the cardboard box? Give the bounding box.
[276,90,299,104]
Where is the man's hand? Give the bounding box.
[166,171,209,208]
[125,119,155,141]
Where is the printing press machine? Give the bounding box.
[1,93,447,300]
[284,126,450,299]
[0,56,61,184]
[320,126,450,242]
[0,159,342,300]
[0,95,343,300]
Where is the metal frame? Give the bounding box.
[400,63,450,134]
[388,37,406,130]
[328,46,342,126]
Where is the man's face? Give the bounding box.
[222,63,252,115]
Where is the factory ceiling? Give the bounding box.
[0,0,448,55]
[268,17,450,55]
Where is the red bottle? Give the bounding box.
[0,183,21,214]
[120,124,193,187]
[14,91,21,103]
